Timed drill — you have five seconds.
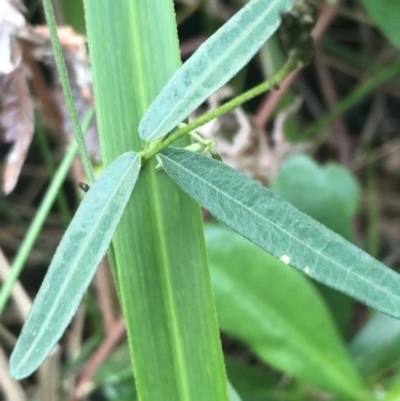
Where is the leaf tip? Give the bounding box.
[9,350,32,381]
[9,334,47,380]
[138,117,147,140]
[138,103,171,142]
[138,113,157,141]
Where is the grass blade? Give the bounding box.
[42,0,94,182]
[159,147,400,318]
[10,152,141,380]
[139,0,295,141]
[83,1,229,400]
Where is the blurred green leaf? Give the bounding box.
[384,378,400,401]
[206,224,365,398]
[61,0,86,33]
[271,155,360,241]
[222,358,310,401]
[225,357,280,396]
[95,345,137,401]
[229,381,243,401]
[226,358,303,400]
[10,152,141,380]
[159,147,400,320]
[62,335,100,378]
[95,345,133,386]
[350,313,400,378]
[102,378,137,401]
[359,0,400,48]
[139,0,295,141]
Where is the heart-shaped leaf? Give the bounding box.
[271,155,360,240]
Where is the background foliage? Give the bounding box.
[1,0,400,400]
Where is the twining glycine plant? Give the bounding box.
[9,0,400,382]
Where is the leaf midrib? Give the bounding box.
[148,165,191,401]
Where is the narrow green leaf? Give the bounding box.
[159,148,400,318]
[139,0,295,141]
[10,152,141,380]
[206,224,366,398]
[83,1,229,400]
[350,313,400,377]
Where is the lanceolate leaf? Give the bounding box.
[159,148,400,318]
[139,0,295,141]
[10,152,141,380]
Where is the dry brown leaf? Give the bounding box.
[263,96,307,179]
[28,25,101,162]
[204,0,236,21]
[0,64,34,194]
[192,87,306,183]
[0,0,25,74]
[0,346,27,401]
[0,0,33,194]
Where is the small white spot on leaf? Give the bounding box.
[280,255,290,265]
[304,266,310,275]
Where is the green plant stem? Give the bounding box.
[366,156,379,258]
[35,118,71,227]
[0,112,93,317]
[302,62,400,140]
[141,49,303,161]
[43,0,121,295]
[42,0,94,183]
